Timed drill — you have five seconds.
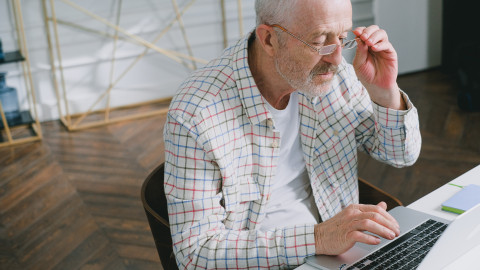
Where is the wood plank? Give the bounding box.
[73,181,141,198]
[78,242,126,270]
[78,245,127,270]
[121,258,163,270]
[85,203,146,222]
[0,144,50,186]
[444,107,466,141]
[94,216,152,234]
[50,230,109,270]
[105,228,157,247]
[114,244,160,262]
[66,171,145,186]
[1,175,77,237]
[20,207,98,270]
[0,161,62,214]
[59,162,145,178]
[10,194,83,251]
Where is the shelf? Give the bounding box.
[0,0,42,148]
[0,110,35,129]
[0,50,25,65]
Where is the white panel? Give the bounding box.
[352,0,374,21]
[374,0,443,74]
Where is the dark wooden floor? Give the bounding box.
[358,68,480,204]
[1,68,479,270]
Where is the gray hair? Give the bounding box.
[255,0,300,27]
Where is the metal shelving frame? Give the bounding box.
[42,0,245,131]
[0,0,43,148]
[42,0,206,131]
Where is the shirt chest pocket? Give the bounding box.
[313,108,359,157]
[221,177,261,213]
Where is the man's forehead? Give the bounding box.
[310,20,353,37]
[291,0,353,36]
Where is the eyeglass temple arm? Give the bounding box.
[270,24,321,52]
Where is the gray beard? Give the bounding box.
[274,57,337,97]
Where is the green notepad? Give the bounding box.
[441,184,480,214]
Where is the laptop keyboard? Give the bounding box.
[346,219,448,270]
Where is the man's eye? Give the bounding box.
[312,40,326,46]
[312,37,326,46]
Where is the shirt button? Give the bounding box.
[271,140,279,148]
[333,129,339,136]
[266,119,273,128]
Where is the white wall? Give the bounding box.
[375,0,443,74]
[0,0,257,122]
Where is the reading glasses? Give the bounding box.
[271,24,358,56]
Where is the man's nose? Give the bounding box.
[321,45,343,66]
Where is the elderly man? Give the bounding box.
[163,0,421,268]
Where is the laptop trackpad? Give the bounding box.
[304,246,370,270]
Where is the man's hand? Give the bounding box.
[352,26,405,110]
[314,202,400,255]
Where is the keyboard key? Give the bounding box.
[349,219,447,270]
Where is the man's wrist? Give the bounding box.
[314,223,323,255]
[368,84,406,110]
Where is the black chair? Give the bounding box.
[358,177,402,211]
[141,163,178,270]
[141,163,402,269]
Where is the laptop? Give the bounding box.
[304,203,480,270]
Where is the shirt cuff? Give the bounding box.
[283,224,316,267]
[372,90,417,129]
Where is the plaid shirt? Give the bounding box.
[164,33,421,269]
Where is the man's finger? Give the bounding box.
[353,212,400,238]
[353,37,368,67]
[377,201,387,210]
[370,41,396,55]
[348,230,382,245]
[358,25,380,41]
[353,26,366,36]
[354,25,380,48]
[356,204,400,231]
[363,29,387,47]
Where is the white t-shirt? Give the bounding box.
[259,92,320,231]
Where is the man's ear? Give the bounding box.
[255,24,278,57]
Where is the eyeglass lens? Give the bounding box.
[318,44,337,55]
[342,39,357,49]
[317,39,357,55]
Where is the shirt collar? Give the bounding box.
[232,30,272,126]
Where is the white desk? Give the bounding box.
[408,164,480,221]
[296,164,480,270]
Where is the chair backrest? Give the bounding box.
[141,163,178,270]
[358,177,403,210]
